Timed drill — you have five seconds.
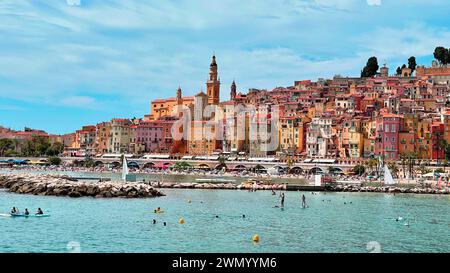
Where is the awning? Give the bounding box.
[196,156,219,160]
[102,154,134,158]
[143,154,170,159]
[312,159,337,163]
[227,157,237,161]
[194,164,211,169]
[303,159,313,163]
[181,156,193,160]
[154,162,171,169]
[248,157,277,162]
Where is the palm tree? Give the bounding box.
[443,159,448,173]
[387,161,399,178]
[216,156,227,172]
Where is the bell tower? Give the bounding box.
[206,55,220,105]
[176,86,182,105]
[230,80,236,100]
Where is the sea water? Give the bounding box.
[0,189,449,253]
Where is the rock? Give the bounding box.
[0,173,163,199]
[68,191,82,198]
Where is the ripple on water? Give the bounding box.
[0,190,449,253]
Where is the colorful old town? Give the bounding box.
[3,50,450,173]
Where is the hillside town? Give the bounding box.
[2,49,450,166]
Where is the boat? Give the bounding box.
[7,213,50,218]
[384,164,396,186]
[122,155,129,181]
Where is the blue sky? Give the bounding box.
[1,0,449,134]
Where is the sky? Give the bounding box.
[0,0,449,134]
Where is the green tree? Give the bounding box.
[173,161,191,171]
[45,142,64,156]
[361,57,379,77]
[434,46,449,65]
[0,139,15,156]
[408,56,417,72]
[353,165,365,176]
[48,156,62,165]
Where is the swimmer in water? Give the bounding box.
[243,214,246,218]
[152,219,156,224]
[163,222,167,226]
[280,193,285,208]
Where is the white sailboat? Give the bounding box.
[384,164,396,186]
[122,155,129,181]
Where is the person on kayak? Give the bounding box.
[24,208,30,216]
[36,208,43,215]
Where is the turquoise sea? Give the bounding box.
[0,188,449,253]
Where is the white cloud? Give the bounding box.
[367,0,381,6]
[66,0,81,6]
[61,96,97,109]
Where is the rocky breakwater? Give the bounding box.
[330,184,449,195]
[0,173,164,198]
[150,181,287,191]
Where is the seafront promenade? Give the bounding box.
[3,156,449,176]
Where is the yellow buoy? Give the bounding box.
[252,234,260,243]
[178,218,185,224]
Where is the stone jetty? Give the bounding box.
[329,184,449,195]
[0,173,164,198]
[149,181,447,194]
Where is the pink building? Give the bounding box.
[375,112,404,160]
[137,121,163,153]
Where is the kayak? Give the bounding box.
[9,213,50,218]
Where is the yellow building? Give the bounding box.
[149,87,194,120]
[279,115,310,155]
[417,119,432,159]
[149,55,221,120]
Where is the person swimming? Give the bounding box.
[24,208,29,216]
[242,214,246,218]
[163,222,167,226]
[36,208,43,215]
[152,219,156,224]
[10,207,18,214]
[280,193,285,208]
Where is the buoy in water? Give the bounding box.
[252,234,260,243]
[178,218,185,224]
